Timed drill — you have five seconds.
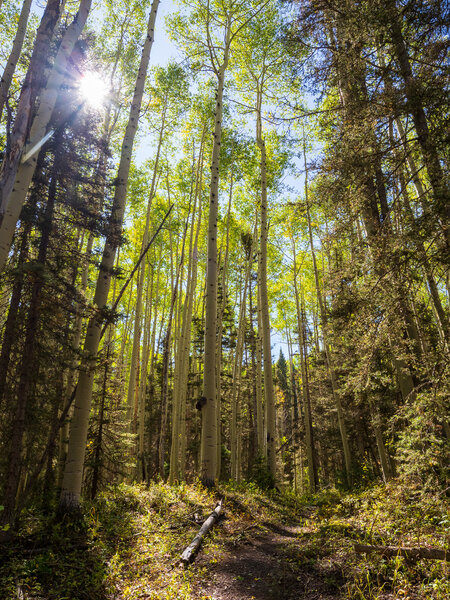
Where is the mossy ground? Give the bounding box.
[0,480,448,599]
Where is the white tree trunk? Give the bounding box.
[58,0,159,512]
[0,0,33,123]
[0,0,93,270]
[231,251,251,480]
[256,98,276,480]
[200,56,228,485]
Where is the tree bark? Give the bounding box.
[169,138,204,484]
[291,238,318,493]
[180,500,223,565]
[386,0,450,248]
[200,36,230,484]
[0,0,61,219]
[0,0,92,270]
[1,138,60,534]
[126,110,165,433]
[58,0,159,513]
[231,248,251,481]
[256,90,276,480]
[0,0,33,123]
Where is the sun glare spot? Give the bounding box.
[78,72,109,109]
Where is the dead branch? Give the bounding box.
[180,500,223,565]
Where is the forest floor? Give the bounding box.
[0,480,448,600]
[194,520,343,600]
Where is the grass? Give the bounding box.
[0,479,448,599]
[304,482,450,600]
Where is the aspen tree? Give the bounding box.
[125,160,160,431]
[1,131,63,534]
[169,133,205,483]
[0,0,93,270]
[0,0,62,219]
[232,2,287,479]
[256,97,276,479]
[145,243,164,478]
[126,63,187,439]
[0,0,33,124]
[58,0,159,512]
[56,90,118,486]
[134,254,154,481]
[255,272,265,454]
[172,0,271,485]
[230,240,252,480]
[215,160,234,479]
[200,13,230,486]
[248,238,265,455]
[158,196,190,478]
[291,236,318,493]
[286,329,301,489]
[180,143,205,477]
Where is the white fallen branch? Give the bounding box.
[180,500,223,565]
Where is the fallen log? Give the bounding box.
[354,543,448,562]
[180,500,223,565]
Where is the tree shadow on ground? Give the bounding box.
[0,498,138,600]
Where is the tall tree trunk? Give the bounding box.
[256,88,276,480]
[369,397,393,482]
[200,24,231,485]
[0,0,33,123]
[291,237,318,493]
[169,138,204,484]
[180,162,204,479]
[158,199,189,478]
[230,248,251,481]
[90,343,110,499]
[58,0,159,513]
[248,258,263,457]
[216,165,233,479]
[301,291,319,492]
[386,0,450,247]
[0,0,92,269]
[0,0,61,219]
[126,112,165,433]
[136,256,154,481]
[1,139,59,535]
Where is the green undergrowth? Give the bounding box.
[0,480,448,599]
[298,482,449,600]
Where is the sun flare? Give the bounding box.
[78,72,109,109]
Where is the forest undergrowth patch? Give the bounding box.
[0,480,448,599]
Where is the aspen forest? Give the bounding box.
[0,0,449,599]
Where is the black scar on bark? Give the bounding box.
[196,396,207,410]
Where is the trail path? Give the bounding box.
[196,523,345,600]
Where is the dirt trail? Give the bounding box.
[197,523,345,600]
